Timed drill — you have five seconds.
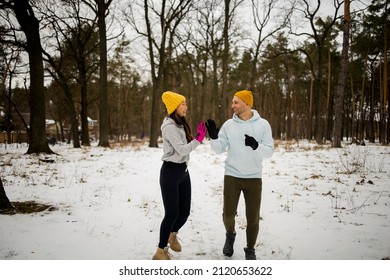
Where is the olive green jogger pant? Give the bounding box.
[223,175,262,249]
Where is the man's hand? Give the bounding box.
[205,119,219,139]
[244,134,258,150]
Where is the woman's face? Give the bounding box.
[176,102,187,117]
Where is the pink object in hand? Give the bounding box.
[195,122,207,142]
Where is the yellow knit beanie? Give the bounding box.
[234,90,253,107]
[162,91,186,114]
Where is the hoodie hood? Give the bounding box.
[232,110,260,123]
[161,116,177,131]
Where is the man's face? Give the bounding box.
[231,96,248,117]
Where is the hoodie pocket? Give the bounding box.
[226,154,262,175]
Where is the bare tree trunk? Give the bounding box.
[211,38,219,121]
[382,20,388,144]
[309,75,314,140]
[0,177,13,211]
[221,0,230,120]
[388,91,390,143]
[6,73,12,142]
[350,73,356,143]
[332,0,350,148]
[96,0,112,147]
[65,89,81,148]
[4,0,53,154]
[359,52,368,141]
[326,47,332,141]
[80,67,91,146]
[43,51,81,148]
[369,66,376,143]
[144,0,162,148]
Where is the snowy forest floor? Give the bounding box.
[1,139,389,260]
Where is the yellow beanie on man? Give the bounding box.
[234,90,253,107]
[162,91,186,114]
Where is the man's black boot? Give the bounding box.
[244,247,256,260]
[223,232,236,257]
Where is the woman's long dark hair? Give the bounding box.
[169,111,194,143]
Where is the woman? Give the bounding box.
[153,91,207,260]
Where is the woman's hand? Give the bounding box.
[195,122,207,142]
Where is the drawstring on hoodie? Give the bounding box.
[234,110,257,142]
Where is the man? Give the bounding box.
[206,90,274,260]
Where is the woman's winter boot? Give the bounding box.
[152,247,171,260]
[168,232,182,252]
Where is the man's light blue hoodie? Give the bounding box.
[210,110,274,178]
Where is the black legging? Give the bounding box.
[158,161,191,249]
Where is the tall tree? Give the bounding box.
[43,49,81,148]
[353,0,389,144]
[248,0,293,91]
[220,0,231,120]
[195,0,224,121]
[177,0,223,123]
[366,0,389,144]
[0,28,23,142]
[108,36,144,140]
[83,0,113,147]
[127,0,193,147]
[351,7,378,143]
[291,0,342,144]
[0,0,53,154]
[383,5,389,145]
[220,0,244,119]
[96,0,111,147]
[42,0,101,147]
[332,0,350,147]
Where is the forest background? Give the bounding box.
[0,0,389,154]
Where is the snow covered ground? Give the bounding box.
[1,139,389,261]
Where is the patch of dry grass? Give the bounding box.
[0,201,56,215]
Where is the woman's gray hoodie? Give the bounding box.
[161,116,200,163]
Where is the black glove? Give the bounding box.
[205,119,219,139]
[245,134,258,150]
